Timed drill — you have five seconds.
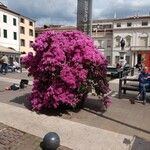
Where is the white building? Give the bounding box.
[0,3,35,63]
[113,16,150,67]
[93,16,150,67]
[0,3,20,51]
[92,19,113,64]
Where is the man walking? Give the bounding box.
[1,54,8,74]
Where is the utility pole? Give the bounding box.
[77,0,93,36]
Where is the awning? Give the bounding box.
[0,45,20,54]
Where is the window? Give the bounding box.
[139,37,148,47]
[29,41,33,47]
[127,22,132,27]
[29,21,33,26]
[13,32,17,40]
[3,15,7,23]
[126,56,130,64]
[115,56,120,63]
[13,18,16,26]
[98,40,105,49]
[142,21,148,26]
[29,29,33,36]
[125,35,132,47]
[106,56,111,64]
[3,29,7,38]
[107,40,112,48]
[20,26,25,34]
[20,18,24,23]
[21,39,25,46]
[116,23,121,27]
[115,36,121,47]
[35,33,38,37]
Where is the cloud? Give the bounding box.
[93,0,150,19]
[5,0,77,26]
[2,0,150,26]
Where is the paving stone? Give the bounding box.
[0,123,72,150]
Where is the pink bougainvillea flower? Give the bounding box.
[22,30,111,111]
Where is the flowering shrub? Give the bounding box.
[22,31,111,111]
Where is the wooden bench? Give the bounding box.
[118,77,150,98]
[118,77,139,98]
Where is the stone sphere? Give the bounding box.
[43,132,60,150]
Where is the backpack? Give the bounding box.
[10,84,20,90]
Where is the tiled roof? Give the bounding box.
[35,26,77,33]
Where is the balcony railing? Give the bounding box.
[130,46,150,51]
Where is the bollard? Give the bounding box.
[43,132,60,150]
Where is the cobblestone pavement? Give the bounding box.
[0,123,71,150]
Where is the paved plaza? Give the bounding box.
[0,71,150,149]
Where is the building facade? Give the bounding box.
[0,3,35,62]
[92,19,113,64]
[0,3,20,51]
[19,16,35,54]
[0,3,20,62]
[92,16,150,67]
[113,16,150,67]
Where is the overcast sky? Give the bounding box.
[1,0,150,26]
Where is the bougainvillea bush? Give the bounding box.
[22,31,111,111]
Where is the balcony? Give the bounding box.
[130,46,150,51]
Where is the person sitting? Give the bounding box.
[137,67,150,105]
[12,60,20,72]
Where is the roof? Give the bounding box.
[93,15,150,23]
[93,19,114,23]
[20,15,36,22]
[35,26,77,35]
[113,16,150,21]
[0,2,35,22]
[0,45,20,54]
[0,4,19,16]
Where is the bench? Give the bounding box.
[118,77,139,98]
[118,77,150,98]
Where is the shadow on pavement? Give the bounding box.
[10,93,32,110]
[83,107,150,135]
[83,97,106,113]
[113,92,150,105]
[82,96,150,135]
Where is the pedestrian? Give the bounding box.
[12,59,20,72]
[137,67,150,105]
[0,54,8,74]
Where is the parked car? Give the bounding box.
[107,66,123,78]
[107,64,132,78]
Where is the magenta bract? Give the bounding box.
[23,31,111,111]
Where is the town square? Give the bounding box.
[0,0,150,149]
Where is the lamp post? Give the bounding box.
[77,0,93,36]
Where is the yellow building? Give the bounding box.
[19,16,35,54]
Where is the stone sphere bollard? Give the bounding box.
[43,132,60,150]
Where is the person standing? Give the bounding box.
[0,54,8,74]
